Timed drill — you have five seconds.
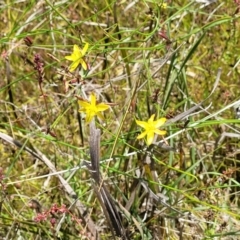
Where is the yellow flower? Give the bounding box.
[159,3,167,9]
[136,114,166,146]
[78,93,110,123]
[65,43,89,72]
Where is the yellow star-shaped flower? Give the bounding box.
[65,43,89,72]
[78,93,110,123]
[136,114,166,146]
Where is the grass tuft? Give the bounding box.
[1,0,240,239]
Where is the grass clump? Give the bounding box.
[1,0,240,239]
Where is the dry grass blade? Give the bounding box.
[89,122,128,239]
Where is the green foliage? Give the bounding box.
[1,0,240,239]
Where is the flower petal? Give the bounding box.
[136,119,148,129]
[69,59,81,72]
[154,129,166,136]
[81,42,89,56]
[65,55,75,61]
[73,45,81,57]
[148,114,155,123]
[96,112,104,120]
[89,93,96,106]
[137,131,147,139]
[155,117,166,128]
[146,131,154,145]
[78,100,90,108]
[96,103,110,112]
[81,60,88,70]
[85,111,95,123]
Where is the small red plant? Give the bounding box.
[33,54,45,95]
[34,203,92,238]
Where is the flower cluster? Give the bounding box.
[33,203,91,237]
[34,54,44,85]
[34,204,69,227]
[65,44,167,145]
[159,2,167,9]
